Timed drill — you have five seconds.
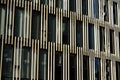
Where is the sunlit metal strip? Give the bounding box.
[11,0,15,45]
[22,0,24,7]
[0,36,4,79]
[63,45,65,80]
[50,42,53,80]
[56,8,58,51]
[48,42,50,80]
[1,0,3,4]
[23,1,27,46]
[19,37,22,80]
[52,43,55,80]
[74,13,77,53]
[60,9,62,51]
[5,0,9,44]
[13,37,17,80]
[33,0,35,10]
[36,40,39,80]
[70,12,72,53]
[86,16,89,50]
[40,4,43,48]
[67,45,70,80]
[29,1,32,47]
[67,0,69,17]
[80,48,83,80]
[19,0,22,7]
[16,0,18,6]
[43,5,45,49]
[45,5,48,49]
[38,0,40,11]
[31,39,34,80]
[53,0,55,14]
[76,47,79,80]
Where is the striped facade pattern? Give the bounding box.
[0,0,120,80]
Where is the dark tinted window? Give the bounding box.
[55,52,63,80]
[113,2,118,25]
[21,47,31,79]
[62,17,70,44]
[14,8,24,37]
[82,0,88,15]
[104,0,109,21]
[116,61,120,80]
[106,60,111,80]
[100,26,105,51]
[69,0,76,12]
[56,0,63,8]
[38,50,48,80]
[95,58,101,80]
[110,29,114,53]
[48,14,56,42]
[88,23,94,49]
[76,21,83,47]
[32,11,41,40]
[83,55,89,80]
[2,45,13,80]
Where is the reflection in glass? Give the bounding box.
[93,0,99,18]
[82,0,88,15]
[21,47,31,80]
[32,11,41,40]
[76,21,83,47]
[0,4,6,35]
[99,26,105,51]
[83,55,89,80]
[14,8,24,37]
[48,14,56,42]
[55,52,63,80]
[106,60,111,80]
[39,50,48,80]
[41,0,48,5]
[95,58,101,80]
[70,54,77,80]
[104,0,109,21]
[88,23,94,49]
[62,17,70,44]
[2,45,13,80]
[69,0,76,12]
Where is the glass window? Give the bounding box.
[83,55,89,80]
[14,8,24,37]
[62,17,70,44]
[70,54,77,80]
[104,0,109,21]
[69,0,76,12]
[106,60,111,80]
[21,47,31,80]
[76,21,83,47]
[55,52,63,80]
[32,11,41,40]
[113,2,118,25]
[41,0,48,5]
[110,29,114,53]
[95,58,101,80]
[93,0,99,18]
[56,0,63,9]
[116,61,120,80]
[0,4,6,35]
[88,23,94,49]
[38,50,48,80]
[2,45,14,80]
[48,14,56,42]
[82,0,88,15]
[99,26,105,51]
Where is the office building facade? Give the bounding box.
[0,0,120,80]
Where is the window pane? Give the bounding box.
[21,47,31,79]
[48,14,56,42]
[95,58,101,80]
[110,29,114,53]
[104,0,109,21]
[99,26,105,51]
[56,0,63,8]
[88,23,94,49]
[38,50,48,80]
[69,0,76,12]
[62,17,70,44]
[82,0,88,15]
[76,21,83,47]
[32,11,41,40]
[106,60,111,80]
[83,55,89,80]
[113,2,118,25]
[41,0,48,5]
[116,61,120,80]
[0,4,6,35]
[2,45,13,79]
[14,8,24,37]
[70,54,77,80]
[93,0,99,18]
[55,52,63,80]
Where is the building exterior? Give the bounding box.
[0,0,120,80]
